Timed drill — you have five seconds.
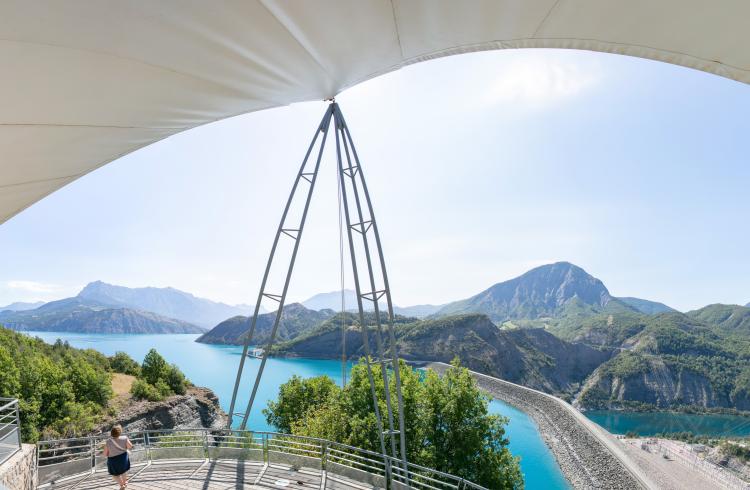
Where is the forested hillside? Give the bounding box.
[0,326,188,441]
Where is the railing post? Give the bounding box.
[90,436,95,474]
[321,441,327,470]
[145,432,151,463]
[263,433,268,464]
[203,429,209,460]
[13,401,21,450]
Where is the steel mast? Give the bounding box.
[227,102,409,478]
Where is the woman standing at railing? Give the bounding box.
[103,424,133,489]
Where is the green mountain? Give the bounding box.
[575,311,750,411]
[618,297,676,314]
[0,297,204,334]
[687,304,750,336]
[195,303,335,345]
[273,313,609,393]
[435,262,634,322]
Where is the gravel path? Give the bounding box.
[416,362,655,490]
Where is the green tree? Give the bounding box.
[67,355,112,406]
[165,364,187,395]
[0,346,21,397]
[265,358,523,489]
[418,359,521,488]
[141,349,167,385]
[110,351,141,376]
[263,375,339,434]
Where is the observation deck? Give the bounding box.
[37,429,488,490]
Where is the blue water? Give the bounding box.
[27,331,569,489]
[489,400,570,489]
[585,410,750,437]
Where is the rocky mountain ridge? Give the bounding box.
[435,262,628,322]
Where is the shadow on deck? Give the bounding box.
[43,459,374,490]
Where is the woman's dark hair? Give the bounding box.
[111,424,123,438]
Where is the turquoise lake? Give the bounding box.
[585,410,750,437]
[27,331,569,489]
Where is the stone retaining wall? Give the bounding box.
[0,444,37,490]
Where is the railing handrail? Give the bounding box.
[35,427,489,489]
[0,398,22,467]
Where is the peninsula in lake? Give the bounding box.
[198,262,750,414]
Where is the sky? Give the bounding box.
[1,49,748,312]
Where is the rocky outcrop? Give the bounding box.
[97,387,227,433]
[574,355,740,410]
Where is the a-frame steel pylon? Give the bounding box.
[227,102,409,480]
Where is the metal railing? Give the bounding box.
[0,398,22,466]
[37,428,489,489]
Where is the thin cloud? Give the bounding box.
[484,56,601,108]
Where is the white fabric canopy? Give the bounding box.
[1,0,748,224]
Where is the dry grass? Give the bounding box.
[111,373,135,397]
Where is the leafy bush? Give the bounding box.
[130,379,164,402]
[164,364,187,395]
[109,351,141,376]
[130,350,189,401]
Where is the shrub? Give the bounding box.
[110,351,141,376]
[130,379,164,402]
[165,364,187,395]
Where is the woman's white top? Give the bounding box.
[106,436,129,457]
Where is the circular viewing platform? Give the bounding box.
[37,429,488,490]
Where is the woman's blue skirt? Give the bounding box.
[107,452,130,476]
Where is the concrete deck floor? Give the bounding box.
[41,460,376,490]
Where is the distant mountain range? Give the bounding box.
[0,297,203,334]
[4,265,749,413]
[0,280,265,334]
[301,290,442,318]
[202,261,750,413]
[0,301,45,312]
[78,281,258,327]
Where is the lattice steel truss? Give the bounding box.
[228,102,409,476]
